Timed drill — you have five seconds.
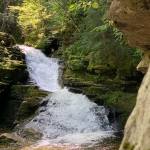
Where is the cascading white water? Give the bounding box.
[19,45,61,92]
[19,45,113,145]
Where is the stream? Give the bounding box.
[19,45,117,150]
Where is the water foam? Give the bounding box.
[19,45,113,145]
[19,45,61,92]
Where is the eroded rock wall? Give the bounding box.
[109,0,150,150]
[109,0,150,50]
[0,32,28,128]
[0,32,49,130]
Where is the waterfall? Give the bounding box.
[19,45,61,92]
[19,45,113,145]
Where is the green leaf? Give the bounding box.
[92,2,99,9]
[92,24,108,32]
[69,4,77,11]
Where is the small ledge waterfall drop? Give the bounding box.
[19,45,113,146]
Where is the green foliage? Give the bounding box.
[104,91,135,106]
[0,0,141,131]
[59,0,141,79]
[10,0,53,46]
[8,0,141,79]
[0,0,23,42]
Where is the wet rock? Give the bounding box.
[68,87,83,94]
[0,132,25,145]
[40,99,49,107]
[21,128,42,141]
[0,32,29,128]
[0,58,47,127]
[40,37,60,56]
[11,85,48,122]
[21,137,121,150]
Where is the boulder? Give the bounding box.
[0,85,48,127]
[108,0,150,51]
[0,133,25,144]
[109,0,150,149]
[20,128,42,141]
[137,50,150,73]
[120,66,150,150]
[0,32,29,129]
[15,85,48,122]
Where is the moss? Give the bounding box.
[0,32,29,128]
[0,43,27,84]
[83,86,107,95]
[102,91,136,127]
[63,66,138,128]
[123,142,135,150]
[68,59,87,71]
[10,85,48,121]
[64,68,98,84]
[0,32,15,47]
[0,136,17,145]
[0,133,22,150]
[0,84,48,127]
[83,88,137,127]
[103,91,136,110]
[0,44,28,127]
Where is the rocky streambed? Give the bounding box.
[0,33,138,150]
[0,41,121,150]
[0,132,120,150]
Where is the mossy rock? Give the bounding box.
[67,59,87,71]
[0,133,24,145]
[11,85,48,121]
[0,134,17,145]
[103,91,136,111]
[0,32,15,47]
[0,85,48,128]
[83,86,108,95]
[63,66,138,129]
[0,65,27,84]
[123,142,135,150]
[82,86,108,104]
[0,43,27,84]
[88,64,116,76]
[0,33,29,129]
[63,68,97,85]
[103,91,137,128]
[0,132,26,150]
[20,128,42,141]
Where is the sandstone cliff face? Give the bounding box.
[109,0,150,72]
[109,0,150,150]
[109,0,150,50]
[120,65,150,150]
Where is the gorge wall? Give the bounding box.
[0,32,47,130]
[109,0,150,149]
[0,32,27,128]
